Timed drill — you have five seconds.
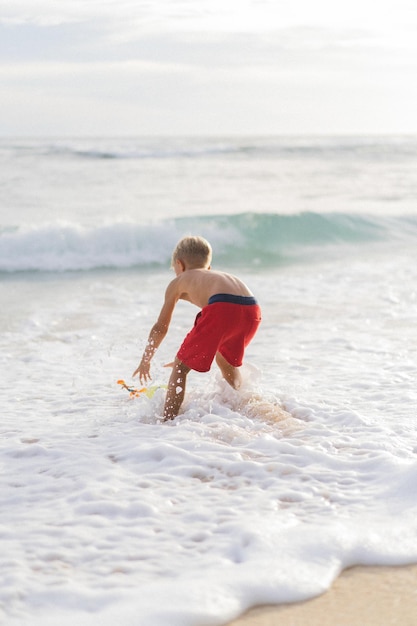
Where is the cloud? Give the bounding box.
[1,0,417,135]
[1,0,234,32]
[1,0,143,26]
[2,0,415,33]
[2,0,416,69]
[0,59,193,78]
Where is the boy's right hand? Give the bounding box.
[132,360,151,385]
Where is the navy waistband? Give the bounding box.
[208,293,258,306]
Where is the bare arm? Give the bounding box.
[132,279,180,384]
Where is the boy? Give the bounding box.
[132,236,261,420]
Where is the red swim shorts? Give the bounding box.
[176,294,262,373]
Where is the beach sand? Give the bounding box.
[226,564,417,626]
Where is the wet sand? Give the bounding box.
[226,564,417,626]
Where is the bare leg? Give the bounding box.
[163,358,190,421]
[215,352,242,390]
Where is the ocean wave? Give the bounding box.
[1,139,245,161]
[3,136,417,162]
[0,212,415,273]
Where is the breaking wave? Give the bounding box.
[1,212,415,273]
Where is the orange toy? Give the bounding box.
[117,379,147,397]
[117,380,165,399]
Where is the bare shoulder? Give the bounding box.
[164,271,202,299]
[165,274,186,297]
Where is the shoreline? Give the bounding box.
[226,564,417,626]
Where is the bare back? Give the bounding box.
[174,269,253,309]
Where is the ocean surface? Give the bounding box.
[1,135,417,625]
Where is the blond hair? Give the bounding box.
[172,236,212,269]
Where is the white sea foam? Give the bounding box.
[2,247,417,625]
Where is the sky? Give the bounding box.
[1,0,417,136]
